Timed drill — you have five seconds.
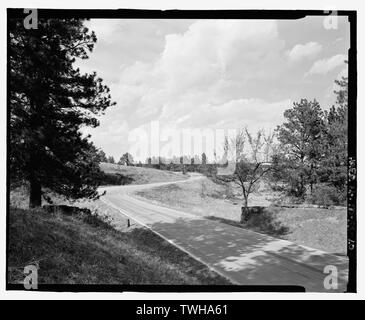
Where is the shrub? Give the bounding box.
[308,184,346,207]
[240,207,290,236]
[97,172,133,186]
[43,204,114,229]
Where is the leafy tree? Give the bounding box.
[245,128,264,163]
[275,99,325,197]
[334,72,348,108]
[263,131,276,162]
[193,154,201,164]
[97,150,108,163]
[321,73,348,200]
[9,18,115,207]
[220,129,272,223]
[235,160,272,222]
[182,155,190,164]
[201,153,207,165]
[158,156,166,164]
[224,129,245,164]
[118,157,126,165]
[171,155,179,164]
[107,156,115,164]
[119,152,134,166]
[151,156,159,164]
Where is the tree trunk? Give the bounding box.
[240,197,248,224]
[29,175,41,208]
[309,162,314,195]
[299,154,306,198]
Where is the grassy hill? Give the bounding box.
[8,205,230,285]
[99,162,186,185]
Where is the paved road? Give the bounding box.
[100,175,349,292]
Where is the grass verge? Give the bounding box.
[8,206,231,285]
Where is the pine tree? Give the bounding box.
[9,18,115,207]
[322,74,348,200]
[107,156,115,164]
[201,153,207,165]
[97,150,108,163]
[119,152,134,166]
[276,99,325,197]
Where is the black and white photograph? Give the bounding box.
[3,4,359,300]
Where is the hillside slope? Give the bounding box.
[8,206,230,285]
[100,162,186,185]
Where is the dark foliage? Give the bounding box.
[9,18,115,207]
[274,70,348,204]
[97,172,134,186]
[275,99,325,198]
[118,152,134,166]
[142,162,218,176]
[307,184,346,207]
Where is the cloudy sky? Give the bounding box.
[77,17,349,161]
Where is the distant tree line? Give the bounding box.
[142,153,224,176]
[97,151,224,177]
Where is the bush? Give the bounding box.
[308,184,346,207]
[43,204,114,229]
[97,172,133,186]
[244,208,290,236]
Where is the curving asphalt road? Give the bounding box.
[99,174,349,292]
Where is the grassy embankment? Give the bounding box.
[8,206,230,285]
[8,164,230,285]
[99,162,186,185]
[135,177,347,254]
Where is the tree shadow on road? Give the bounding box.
[150,216,349,292]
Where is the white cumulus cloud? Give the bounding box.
[306,54,347,76]
[80,18,349,159]
[113,20,287,131]
[286,42,322,62]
